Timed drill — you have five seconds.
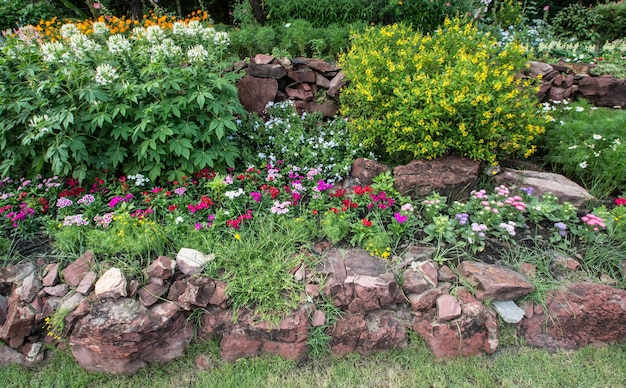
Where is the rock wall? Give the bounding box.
[1,243,625,374]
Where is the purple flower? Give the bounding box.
[554,222,567,237]
[77,194,95,206]
[455,213,469,225]
[393,212,408,224]
[315,180,333,192]
[174,187,186,195]
[250,191,262,202]
[56,197,73,208]
[520,187,534,196]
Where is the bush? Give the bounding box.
[595,1,626,45]
[0,19,245,183]
[550,3,601,44]
[237,101,371,183]
[339,17,547,166]
[0,0,59,32]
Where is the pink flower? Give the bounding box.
[543,5,549,11]
[616,198,626,206]
[93,2,101,9]
[394,212,408,224]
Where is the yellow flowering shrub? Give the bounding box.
[340,17,547,166]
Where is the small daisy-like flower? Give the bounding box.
[94,64,119,86]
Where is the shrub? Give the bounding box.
[0,0,59,32]
[339,17,547,166]
[595,1,626,45]
[237,101,371,183]
[0,18,245,183]
[550,3,601,44]
[541,100,626,199]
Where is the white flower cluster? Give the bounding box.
[92,22,110,35]
[145,25,166,44]
[69,33,101,60]
[172,20,215,41]
[187,45,209,64]
[127,173,150,186]
[149,38,183,61]
[94,64,119,86]
[40,41,68,63]
[224,188,244,200]
[213,31,230,47]
[107,34,132,55]
[60,23,80,39]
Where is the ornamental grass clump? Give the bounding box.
[340,17,547,166]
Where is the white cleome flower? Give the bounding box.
[145,25,166,44]
[213,31,230,46]
[94,64,119,86]
[40,41,67,63]
[92,22,109,35]
[187,45,209,64]
[107,34,132,55]
[579,161,588,169]
[592,133,603,140]
[60,23,80,39]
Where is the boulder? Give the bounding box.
[327,72,345,98]
[401,268,431,295]
[392,155,481,199]
[328,310,408,356]
[137,282,170,307]
[413,287,498,357]
[349,158,390,186]
[0,294,7,325]
[436,294,462,322]
[0,344,25,367]
[246,63,287,79]
[519,283,626,351]
[76,271,97,295]
[218,307,310,362]
[320,249,403,314]
[70,298,192,375]
[457,261,535,301]
[236,76,278,115]
[407,288,444,312]
[495,168,594,207]
[62,251,95,288]
[577,77,626,108]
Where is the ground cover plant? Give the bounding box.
[0,2,626,383]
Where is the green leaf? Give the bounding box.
[197,93,205,109]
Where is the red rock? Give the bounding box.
[62,251,95,288]
[402,269,430,294]
[327,71,345,98]
[328,310,407,356]
[246,63,286,79]
[548,86,566,101]
[305,284,320,298]
[304,59,340,74]
[519,283,626,351]
[307,100,339,118]
[457,261,534,301]
[18,272,42,303]
[207,280,228,308]
[251,54,274,64]
[411,260,438,288]
[237,76,278,115]
[0,295,7,325]
[285,82,314,101]
[349,158,390,185]
[315,72,331,89]
[0,344,25,367]
[393,155,481,199]
[76,271,96,295]
[408,288,443,312]
[0,262,36,295]
[70,298,191,375]
[438,265,457,283]
[1,292,35,348]
[311,309,326,327]
[95,268,127,299]
[41,263,60,287]
[554,255,580,271]
[437,294,462,322]
[176,277,216,310]
[577,77,626,108]
[287,69,316,83]
[413,300,498,358]
[321,249,403,313]
[145,256,175,280]
[43,284,69,297]
[138,282,170,307]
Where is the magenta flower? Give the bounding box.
[250,191,262,202]
[394,212,408,224]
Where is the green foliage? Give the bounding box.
[265,0,375,28]
[0,0,59,32]
[595,1,626,45]
[205,215,312,323]
[340,18,546,166]
[378,0,475,33]
[550,3,601,44]
[0,22,245,183]
[237,101,368,183]
[229,24,277,58]
[541,100,626,198]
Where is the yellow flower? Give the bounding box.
[234,233,241,240]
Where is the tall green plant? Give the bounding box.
[0,21,245,183]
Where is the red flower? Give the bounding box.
[362,218,372,227]
[616,198,626,206]
[330,189,347,198]
[312,209,318,215]
[168,205,177,211]
[353,185,373,195]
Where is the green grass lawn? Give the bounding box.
[2,337,625,388]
